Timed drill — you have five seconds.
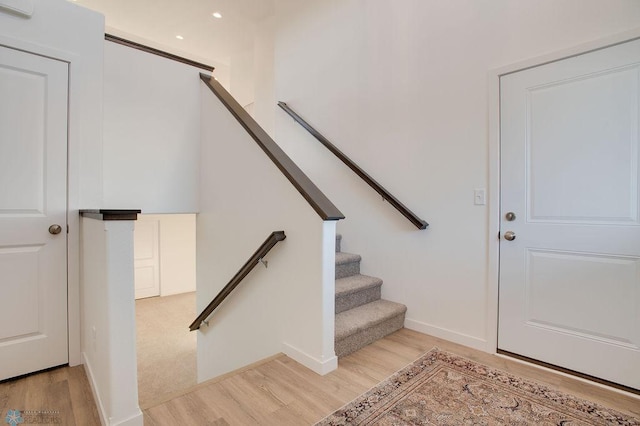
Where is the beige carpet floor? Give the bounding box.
[135,292,197,408]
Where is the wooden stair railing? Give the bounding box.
[278,102,428,230]
[200,74,344,222]
[189,231,286,331]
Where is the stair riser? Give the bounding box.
[335,286,381,314]
[335,314,405,357]
[335,261,359,279]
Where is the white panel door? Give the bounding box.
[0,46,69,380]
[499,38,640,390]
[134,218,160,299]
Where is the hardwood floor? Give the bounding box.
[2,329,638,425]
[144,329,640,425]
[0,365,101,426]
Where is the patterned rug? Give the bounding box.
[316,348,640,425]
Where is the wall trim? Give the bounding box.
[282,342,338,376]
[486,26,640,354]
[82,353,107,426]
[105,34,214,72]
[110,410,144,426]
[404,319,489,352]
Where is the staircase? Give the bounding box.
[334,235,407,357]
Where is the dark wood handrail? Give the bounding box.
[189,231,286,331]
[106,34,215,72]
[200,74,344,221]
[277,102,428,230]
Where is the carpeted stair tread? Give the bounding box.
[335,251,360,265]
[335,274,383,314]
[336,274,382,296]
[333,236,406,357]
[335,251,361,279]
[334,299,406,357]
[335,299,406,341]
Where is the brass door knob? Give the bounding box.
[504,231,516,241]
[49,224,62,235]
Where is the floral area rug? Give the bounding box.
[316,348,639,425]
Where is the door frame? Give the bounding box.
[0,32,102,368]
[486,27,640,354]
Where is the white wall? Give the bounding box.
[252,16,276,136]
[197,82,337,381]
[229,49,255,109]
[103,41,204,214]
[135,214,197,297]
[256,0,640,351]
[81,217,142,426]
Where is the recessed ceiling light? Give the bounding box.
[212,12,222,19]
[176,35,184,40]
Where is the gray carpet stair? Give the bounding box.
[334,235,406,357]
[335,252,361,279]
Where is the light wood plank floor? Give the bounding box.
[0,364,101,425]
[144,329,640,425]
[2,329,638,425]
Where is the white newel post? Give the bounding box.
[80,210,143,426]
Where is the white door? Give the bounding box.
[498,38,640,390]
[134,218,161,299]
[0,46,69,380]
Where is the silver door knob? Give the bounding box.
[504,231,516,241]
[49,224,62,235]
[505,212,516,221]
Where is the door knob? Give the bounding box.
[49,224,62,235]
[504,231,516,241]
[505,212,516,221]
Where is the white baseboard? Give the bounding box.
[404,319,492,352]
[82,353,108,426]
[282,342,337,375]
[81,352,144,426]
[110,411,144,426]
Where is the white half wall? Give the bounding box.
[197,83,337,381]
[81,217,142,426]
[260,0,640,352]
[103,40,204,214]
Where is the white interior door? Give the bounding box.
[0,46,69,380]
[498,38,640,390]
[134,217,160,299]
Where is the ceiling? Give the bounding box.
[71,0,274,66]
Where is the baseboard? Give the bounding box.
[110,410,144,426]
[81,352,144,426]
[404,319,490,352]
[282,343,338,375]
[82,353,108,426]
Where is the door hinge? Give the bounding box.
[67,224,70,234]
[497,231,500,240]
